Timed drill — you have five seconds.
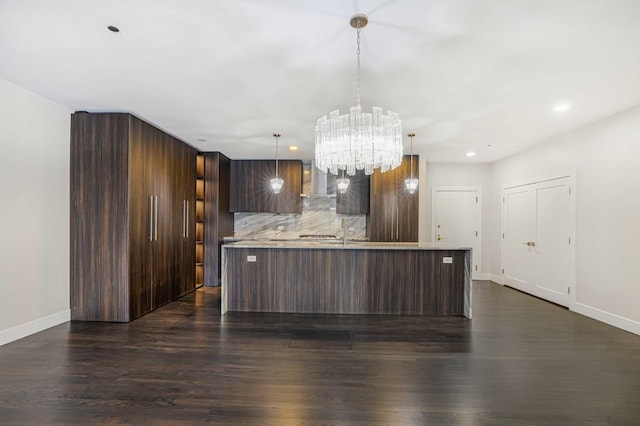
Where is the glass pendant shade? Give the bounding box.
[404,177,418,194]
[271,133,283,193]
[315,14,403,177]
[270,177,284,194]
[405,132,418,194]
[336,177,350,194]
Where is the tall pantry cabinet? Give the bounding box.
[368,155,419,242]
[70,112,197,322]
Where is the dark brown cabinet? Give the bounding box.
[336,170,370,214]
[203,152,234,286]
[71,112,197,322]
[224,246,469,316]
[368,155,419,242]
[229,160,302,213]
[173,138,197,297]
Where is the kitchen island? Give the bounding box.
[221,241,471,318]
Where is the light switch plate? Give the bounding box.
[443,257,453,264]
[247,255,256,262]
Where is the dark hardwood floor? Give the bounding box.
[1,281,639,425]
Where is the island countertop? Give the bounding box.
[223,240,471,251]
[221,241,472,318]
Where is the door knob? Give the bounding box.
[522,241,536,247]
[437,235,442,241]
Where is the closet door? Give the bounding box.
[129,117,156,319]
[502,175,574,307]
[151,130,174,308]
[172,139,197,297]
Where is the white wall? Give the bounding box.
[489,106,640,335]
[417,160,492,275]
[0,78,71,346]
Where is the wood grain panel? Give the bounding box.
[226,248,278,312]
[229,160,302,213]
[336,170,370,214]
[368,155,418,242]
[127,115,154,320]
[172,138,197,298]
[203,152,233,286]
[71,112,202,322]
[224,246,468,316]
[71,112,131,322]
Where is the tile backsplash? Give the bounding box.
[233,197,366,239]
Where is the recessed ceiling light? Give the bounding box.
[197,138,206,142]
[553,103,571,113]
[288,145,299,151]
[466,152,476,157]
[107,25,120,33]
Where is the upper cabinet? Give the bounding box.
[336,170,370,214]
[368,155,419,242]
[229,160,303,213]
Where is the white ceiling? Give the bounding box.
[2,0,640,163]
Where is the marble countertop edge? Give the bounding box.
[222,241,472,250]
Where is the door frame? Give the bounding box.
[500,171,576,307]
[431,186,482,279]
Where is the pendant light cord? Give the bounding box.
[409,133,415,179]
[356,20,361,108]
[274,133,280,178]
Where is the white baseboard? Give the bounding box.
[572,303,640,336]
[472,273,503,283]
[490,274,503,284]
[0,309,70,347]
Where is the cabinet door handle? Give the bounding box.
[186,201,189,239]
[154,195,158,241]
[390,204,394,240]
[396,204,399,240]
[182,200,186,238]
[149,195,154,242]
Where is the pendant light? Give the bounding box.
[315,14,403,176]
[270,133,284,194]
[404,132,418,194]
[336,169,350,194]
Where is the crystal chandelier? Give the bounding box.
[270,133,284,193]
[315,14,403,176]
[404,132,418,194]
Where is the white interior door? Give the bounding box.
[432,187,481,278]
[534,181,572,306]
[503,187,536,293]
[502,175,574,307]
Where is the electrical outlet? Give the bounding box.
[277,225,284,231]
[247,255,256,262]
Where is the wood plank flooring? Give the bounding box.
[1,281,639,425]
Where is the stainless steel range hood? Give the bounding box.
[301,160,337,198]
